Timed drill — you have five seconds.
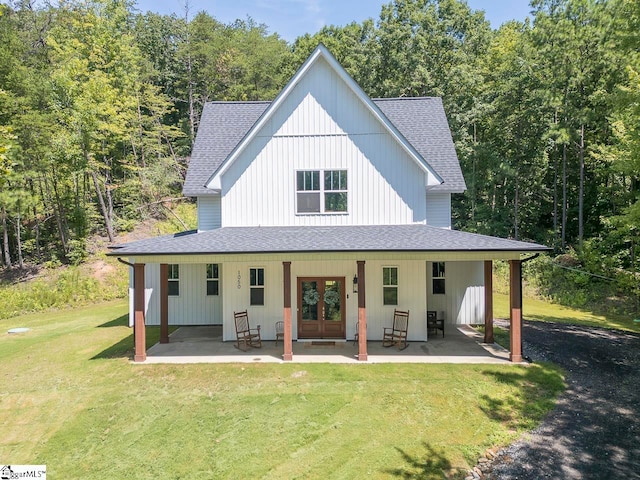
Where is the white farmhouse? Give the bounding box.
[108,45,548,362]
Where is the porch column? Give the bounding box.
[484,260,494,344]
[282,261,293,361]
[357,260,368,361]
[133,263,147,362]
[509,259,523,362]
[160,263,169,344]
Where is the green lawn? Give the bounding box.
[0,301,564,479]
[494,293,640,333]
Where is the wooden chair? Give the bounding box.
[427,310,445,338]
[234,311,262,351]
[382,309,410,350]
[353,321,359,346]
[275,321,284,346]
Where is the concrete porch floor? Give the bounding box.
[143,324,513,364]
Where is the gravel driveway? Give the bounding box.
[489,320,640,480]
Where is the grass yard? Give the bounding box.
[0,301,564,479]
[494,293,640,334]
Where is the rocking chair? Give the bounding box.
[234,310,262,351]
[382,309,410,350]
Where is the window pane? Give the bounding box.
[168,281,179,296]
[383,287,398,305]
[325,170,347,190]
[206,264,219,279]
[207,280,219,296]
[433,262,445,278]
[250,268,256,286]
[383,267,397,286]
[250,287,264,305]
[297,171,305,190]
[257,268,264,286]
[168,264,179,280]
[297,192,321,213]
[433,279,445,294]
[324,192,347,212]
[311,171,319,190]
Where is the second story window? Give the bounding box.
[296,170,347,214]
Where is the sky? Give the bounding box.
[133,0,533,42]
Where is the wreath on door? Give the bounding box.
[324,289,340,306]
[303,287,320,305]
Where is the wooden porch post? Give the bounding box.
[357,260,368,361]
[133,263,147,362]
[160,263,169,344]
[484,260,494,344]
[509,259,523,362]
[282,261,293,361]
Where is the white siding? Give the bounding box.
[220,257,428,342]
[426,192,451,228]
[197,195,221,231]
[220,57,428,227]
[141,263,223,326]
[426,261,485,325]
[132,257,486,339]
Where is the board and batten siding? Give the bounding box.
[426,261,485,325]
[220,56,430,227]
[132,263,223,326]
[426,192,451,228]
[220,258,429,342]
[197,195,221,231]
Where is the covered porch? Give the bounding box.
[107,224,549,364]
[142,323,512,364]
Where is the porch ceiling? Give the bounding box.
[107,224,549,258]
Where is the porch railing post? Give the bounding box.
[283,261,293,361]
[160,263,169,344]
[484,260,494,344]
[357,260,367,361]
[509,259,523,362]
[133,263,147,362]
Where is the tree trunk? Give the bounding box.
[91,169,115,242]
[578,123,585,246]
[16,211,23,269]
[561,142,567,249]
[2,207,12,269]
[48,170,69,254]
[514,174,519,240]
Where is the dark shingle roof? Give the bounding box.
[107,225,548,256]
[182,97,465,196]
[183,102,269,196]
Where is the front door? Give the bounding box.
[297,277,346,339]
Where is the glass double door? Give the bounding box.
[297,277,346,339]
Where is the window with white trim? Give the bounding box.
[382,266,398,305]
[296,169,347,214]
[432,262,445,294]
[249,267,265,306]
[168,264,179,296]
[206,264,219,296]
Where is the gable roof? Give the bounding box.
[183,45,465,197]
[107,224,549,257]
[183,97,465,196]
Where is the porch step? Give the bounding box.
[296,338,347,343]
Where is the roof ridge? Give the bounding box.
[372,97,441,101]
[204,100,272,105]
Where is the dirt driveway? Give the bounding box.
[490,320,640,480]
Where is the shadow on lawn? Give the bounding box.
[97,314,128,328]
[478,363,565,430]
[383,442,460,479]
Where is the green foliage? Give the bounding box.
[0,266,126,319]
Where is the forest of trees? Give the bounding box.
[0,0,638,312]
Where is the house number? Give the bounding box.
[237,270,241,289]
